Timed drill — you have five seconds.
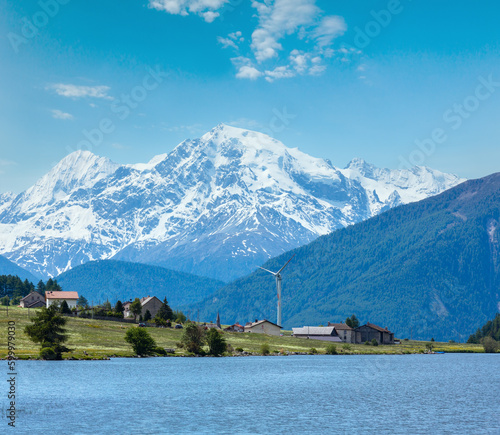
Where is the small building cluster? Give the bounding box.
[292,322,394,345]
[20,291,80,309]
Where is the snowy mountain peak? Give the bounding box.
[16,150,119,210]
[0,126,466,280]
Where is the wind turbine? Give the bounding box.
[259,254,295,327]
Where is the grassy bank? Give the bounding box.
[0,307,484,359]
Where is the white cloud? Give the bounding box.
[148,0,349,81]
[148,0,228,22]
[250,0,319,62]
[236,65,263,80]
[314,15,347,47]
[218,36,238,49]
[219,31,245,49]
[264,66,296,82]
[47,84,112,100]
[51,109,74,120]
[218,31,245,49]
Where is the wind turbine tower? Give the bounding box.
[259,254,295,327]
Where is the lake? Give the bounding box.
[6,354,500,434]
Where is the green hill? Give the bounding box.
[56,260,225,307]
[0,255,38,282]
[195,173,500,341]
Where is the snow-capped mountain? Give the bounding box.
[0,124,465,281]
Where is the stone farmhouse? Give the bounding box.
[292,326,342,342]
[124,296,163,319]
[20,291,45,308]
[293,321,394,345]
[355,323,394,344]
[244,319,282,336]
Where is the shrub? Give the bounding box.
[206,328,227,356]
[325,344,337,355]
[481,337,499,353]
[124,327,157,356]
[364,341,371,346]
[235,347,244,352]
[181,323,205,354]
[153,347,168,356]
[309,348,318,354]
[342,344,352,351]
[260,343,270,356]
[40,347,57,360]
[430,338,435,342]
[371,338,379,346]
[449,340,456,344]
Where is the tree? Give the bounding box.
[24,305,69,360]
[174,310,187,323]
[481,337,499,353]
[60,300,72,315]
[124,327,157,356]
[206,328,227,356]
[10,295,21,306]
[345,315,360,329]
[130,298,142,322]
[103,300,112,311]
[157,298,174,321]
[144,309,152,322]
[36,280,46,294]
[46,278,62,292]
[77,296,88,308]
[0,295,9,306]
[114,300,124,314]
[181,323,205,354]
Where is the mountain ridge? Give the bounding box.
[193,172,500,341]
[0,124,465,281]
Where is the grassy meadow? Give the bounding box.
[0,307,484,359]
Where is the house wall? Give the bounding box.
[46,299,78,309]
[20,292,44,308]
[294,334,341,342]
[337,329,356,343]
[355,326,394,344]
[141,298,162,319]
[246,322,281,336]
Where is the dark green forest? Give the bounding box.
[194,173,500,341]
[56,260,225,307]
[468,314,500,343]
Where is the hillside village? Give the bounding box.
[16,287,395,345]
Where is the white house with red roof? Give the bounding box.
[45,291,79,309]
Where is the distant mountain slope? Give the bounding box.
[56,260,224,307]
[196,173,500,341]
[0,124,464,281]
[0,255,38,282]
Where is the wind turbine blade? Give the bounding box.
[258,266,277,275]
[277,254,295,274]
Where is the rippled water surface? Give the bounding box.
[7,354,500,434]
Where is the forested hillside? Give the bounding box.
[195,173,500,341]
[56,260,225,307]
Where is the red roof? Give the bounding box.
[45,291,79,300]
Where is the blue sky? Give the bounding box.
[1,0,499,193]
